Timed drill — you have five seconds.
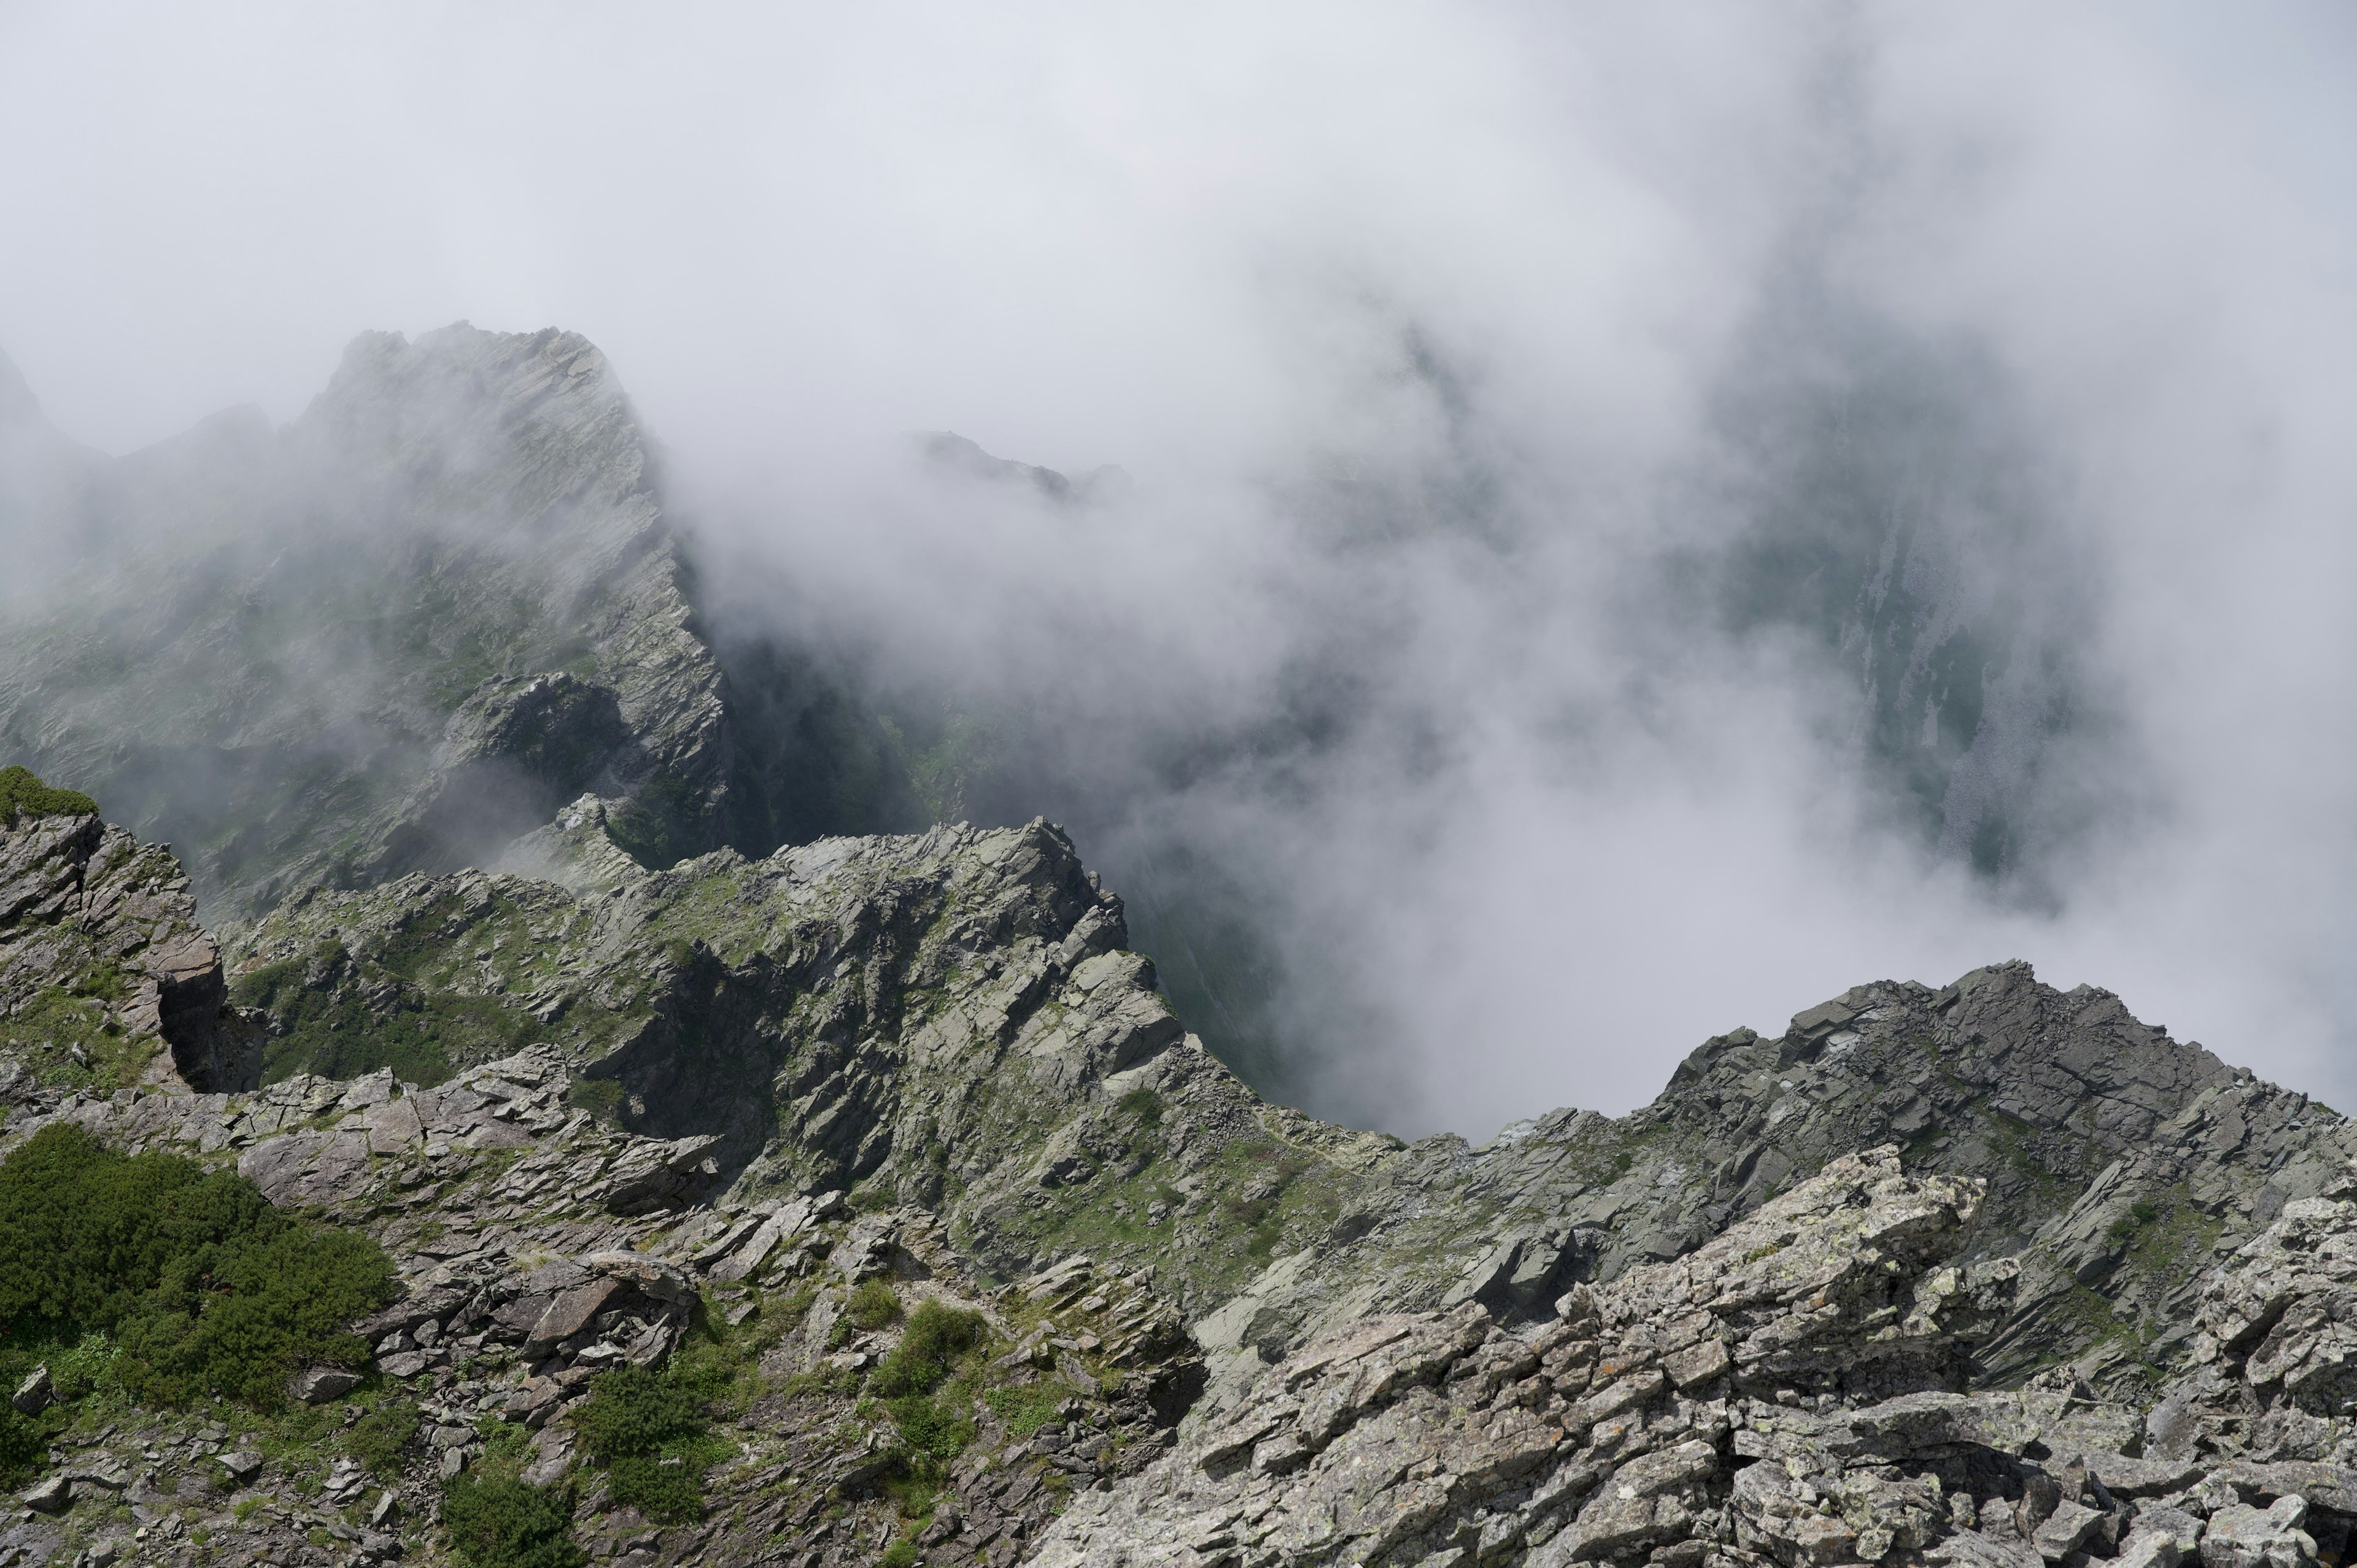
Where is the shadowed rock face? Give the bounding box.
[0,806,260,1093]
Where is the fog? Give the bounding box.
[5,2,2357,1135]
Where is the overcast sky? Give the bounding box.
[6,3,2357,1135]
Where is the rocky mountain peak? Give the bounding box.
[0,778,259,1097]
[0,324,743,916]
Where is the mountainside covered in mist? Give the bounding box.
[3,325,2343,1568]
[0,321,2099,1118]
[1700,289,2097,884]
[0,327,926,923]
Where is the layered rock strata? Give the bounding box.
[0,804,258,1093]
[1040,1147,2357,1568]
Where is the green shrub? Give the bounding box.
[1117,1087,1164,1128]
[0,1122,395,1410]
[2107,1197,2165,1246]
[845,1278,903,1332]
[572,1365,703,1463]
[440,1473,586,1568]
[0,765,96,827]
[573,1362,727,1524]
[870,1299,986,1399]
[880,1539,920,1568]
[885,1392,973,1459]
[476,1415,534,1466]
[347,1400,423,1480]
[605,1454,704,1523]
[0,1405,45,1489]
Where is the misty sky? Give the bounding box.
[7,3,2357,1137]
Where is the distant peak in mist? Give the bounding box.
[916,430,1128,507]
[0,348,43,429]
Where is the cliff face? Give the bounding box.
[1703,287,2102,884]
[0,797,260,1095]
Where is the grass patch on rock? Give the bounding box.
[0,764,96,825]
[0,983,155,1093]
[234,940,536,1087]
[845,1277,904,1331]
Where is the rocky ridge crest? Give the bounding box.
[12,798,2357,1567]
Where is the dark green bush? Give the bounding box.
[347,1400,424,1480]
[0,1122,394,1409]
[845,1277,902,1332]
[0,765,96,827]
[440,1473,587,1568]
[2107,1197,2166,1246]
[885,1392,973,1459]
[605,1454,704,1523]
[572,1365,703,1462]
[0,1405,45,1489]
[870,1299,986,1399]
[573,1362,726,1524]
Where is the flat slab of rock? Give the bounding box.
[290,1367,362,1404]
[21,1474,71,1514]
[523,1276,625,1357]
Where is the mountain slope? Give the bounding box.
[8,797,2357,1568]
[0,326,930,922]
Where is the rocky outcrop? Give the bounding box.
[225,814,1399,1322]
[1163,963,2353,1415]
[1039,1146,2357,1568]
[1032,1149,2016,1567]
[220,803,2357,1426]
[2130,1172,2357,1473]
[0,803,259,1094]
[13,794,2357,1568]
[0,1040,1206,1568]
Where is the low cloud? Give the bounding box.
[6,3,2357,1135]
